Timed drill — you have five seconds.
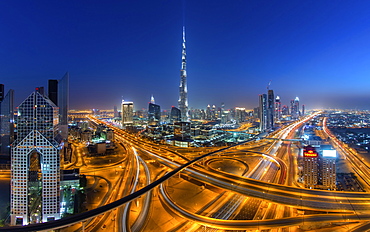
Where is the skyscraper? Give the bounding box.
[206,105,211,120]
[0,84,4,102]
[303,146,319,189]
[148,102,161,125]
[113,105,119,118]
[148,95,160,124]
[58,72,69,140]
[178,27,189,122]
[122,100,134,125]
[0,87,14,156]
[294,97,300,116]
[267,89,274,129]
[11,91,61,225]
[174,121,191,147]
[274,95,281,122]
[47,72,69,140]
[290,97,300,119]
[321,148,337,190]
[48,79,58,106]
[290,99,295,118]
[259,94,267,132]
[170,106,181,123]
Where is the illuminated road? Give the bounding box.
[323,117,370,191]
[4,112,370,231]
[159,182,370,230]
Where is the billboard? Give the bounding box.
[323,149,337,158]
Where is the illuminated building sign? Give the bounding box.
[304,150,318,157]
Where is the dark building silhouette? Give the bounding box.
[0,86,14,157]
[170,106,181,123]
[47,72,69,139]
[48,79,58,106]
[259,94,267,131]
[35,86,45,95]
[0,84,4,102]
[148,103,161,125]
[267,89,275,129]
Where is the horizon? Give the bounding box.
[2,1,370,110]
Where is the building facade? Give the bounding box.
[303,146,319,188]
[174,121,191,147]
[274,95,281,122]
[148,102,161,125]
[11,91,61,225]
[122,100,134,125]
[259,94,267,132]
[267,89,274,129]
[170,106,181,123]
[321,148,337,190]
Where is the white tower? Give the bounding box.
[11,91,61,225]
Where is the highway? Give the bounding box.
[323,117,370,191]
[4,112,370,231]
[159,182,370,230]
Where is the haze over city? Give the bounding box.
[1,0,370,110]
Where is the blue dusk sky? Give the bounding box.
[1,1,370,110]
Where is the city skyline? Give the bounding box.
[1,1,370,110]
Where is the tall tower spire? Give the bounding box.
[178,26,189,121]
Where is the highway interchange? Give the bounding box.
[3,112,370,231]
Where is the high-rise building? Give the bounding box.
[178,27,189,121]
[170,106,181,123]
[122,100,134,125]
[0,84,4,102]
[35,87,45,96]
[113,105,119,118]
[220,102,227,124]
[294,97,300,116]
[290,99,294,117]
[259,94,267,132]
[303,146,319,189]
[274,95,281,122]
[206,105,211,120]
[267,89,274,129]
[235,107,246,123]
[11,91,61,225]
[48,79,58,106]
[47,72,69,140]
[58,73,69,140]
[174,121,191,147]
[320,147,337,190]
[0,87,14,156]
[148,102,161,125]
[281,105,289,116]
[290,97,300,119]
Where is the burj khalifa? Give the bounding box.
[178,26,189,121]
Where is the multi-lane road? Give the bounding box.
[3,112,370,231]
